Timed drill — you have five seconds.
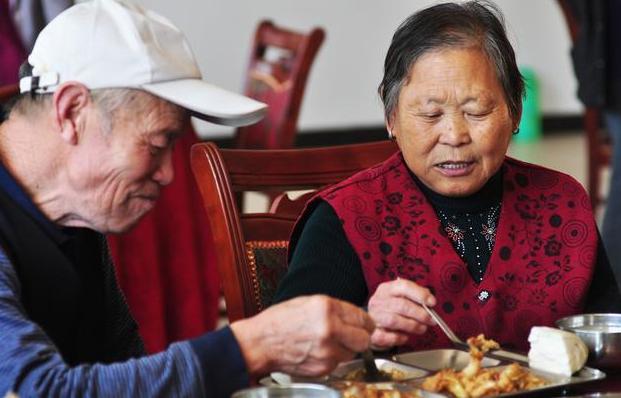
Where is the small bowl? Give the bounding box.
[556,313,621,370]
[232,384,340,398]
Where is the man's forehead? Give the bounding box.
[139,92,189,129]
[102,94,187,141]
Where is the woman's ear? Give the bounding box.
[385,118,396,141]
[52,82,92,145]
[513,108,523,133]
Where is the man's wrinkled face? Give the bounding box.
[71,92,187,233]
[390,47,517,197]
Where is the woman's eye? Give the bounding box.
[467,111,490,119]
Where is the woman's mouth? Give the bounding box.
[435,161,475,176]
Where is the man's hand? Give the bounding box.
[367,278,436,349]
[230,295,374,377]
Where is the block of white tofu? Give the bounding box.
[527,326,589,376]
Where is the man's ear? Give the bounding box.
[52,82,92,145]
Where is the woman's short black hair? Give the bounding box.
[378,0,524,123]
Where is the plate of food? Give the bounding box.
[332,358,429,381]
[267,357,439,397]
[399,334,605,398]
[266,332,605,398]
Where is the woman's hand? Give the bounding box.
[367,278,437,349]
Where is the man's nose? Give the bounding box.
[153,149,175,186]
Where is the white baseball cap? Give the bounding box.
[19,0,267,127]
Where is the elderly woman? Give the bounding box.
[273,0,621,352]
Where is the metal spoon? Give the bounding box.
[421,302,529,364]
[360,349,391,382]
[421,303,468,349]
[421,303,466,368]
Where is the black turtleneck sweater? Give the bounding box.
[272,170,621,313]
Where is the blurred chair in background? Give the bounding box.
[190,140,398,322]
[0,84,19,122]
[557,0,621,289]
[0,84,18,100]
[235,20,325,150]
[235,20,325,211]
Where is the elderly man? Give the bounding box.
[0,0,374,397]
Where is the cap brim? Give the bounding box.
[141,79,267,127]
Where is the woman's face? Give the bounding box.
[389,47,517,197]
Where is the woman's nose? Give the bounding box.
[440,114,471,146]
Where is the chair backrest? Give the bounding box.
[0,84,19,102]
[234,20,325,149]
[190,140,399,322]
[0,84,19,121]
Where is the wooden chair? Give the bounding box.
[0,83,18,101]
[556,0,612,209]
[235,20,325,149]
[0,84,19,120]
[190,140,399,322]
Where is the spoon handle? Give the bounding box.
[422,302,465,346]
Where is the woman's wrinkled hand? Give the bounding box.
[230,295,375,377]
[367,278,437,350]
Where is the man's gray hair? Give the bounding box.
[8,88,139,133]
[90,89,142,133]
[378,0,524,124]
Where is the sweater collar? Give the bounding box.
[408,165,503,213]
[0,161,71,244]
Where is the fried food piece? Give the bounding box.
[422,370,469,398]
[421,335,547,398]
[468,334,500,356]
[339,382,421,398]
[462,334,499,378]
[344,367,408,381]
[498,363,547,390]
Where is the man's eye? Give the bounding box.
[149,145,165,156]
[420,113,442,121]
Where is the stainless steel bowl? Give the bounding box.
[232,384,340,398]
[556,313,621,370]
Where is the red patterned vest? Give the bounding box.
[316,152,597,352]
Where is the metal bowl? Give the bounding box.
[556,313,621,370]
[232,384,340,398]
